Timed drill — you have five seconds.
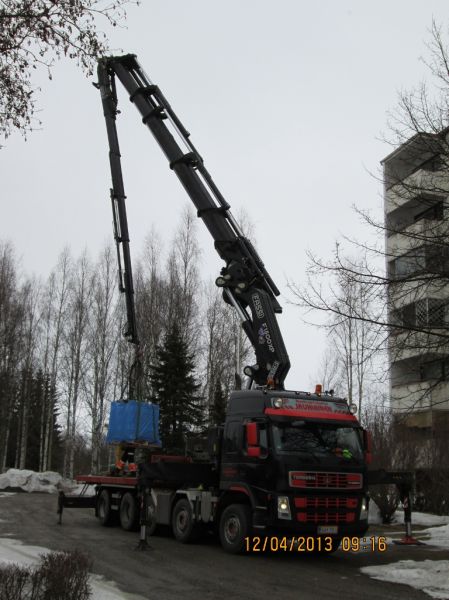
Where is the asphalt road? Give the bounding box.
[0,493,446,600]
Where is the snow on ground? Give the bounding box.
[363,510,449,598]
[406,512,449,527]
[89,575,146,600]
[361,560,449,600]
[420,523,449,550]
[368,499,449,528]
[0,537,145,600]
[0,469,94,495]
[0,469,64,494]
[0,537,48,566]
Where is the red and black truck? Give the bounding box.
[73,388,371,553]
[65,55,411,553]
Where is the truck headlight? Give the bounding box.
[360,497,369,520]
[277,496,291,520]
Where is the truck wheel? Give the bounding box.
[119,492,139,531]
[219,504,251,554]
[172,498,200,543]
[97,490,113,526]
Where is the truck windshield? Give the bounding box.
[271,422,363,461]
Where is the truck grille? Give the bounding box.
[294,497,358,509]
[289,471,362,490]
[294,495,358,524]
[296,511,356,523]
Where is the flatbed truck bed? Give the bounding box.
[74,475,138,487]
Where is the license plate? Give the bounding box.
[317,526,338,535]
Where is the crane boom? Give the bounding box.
[97,54,290,389]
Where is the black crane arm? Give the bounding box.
[97,54,290,389]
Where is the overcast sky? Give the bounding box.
[2,0,449,391]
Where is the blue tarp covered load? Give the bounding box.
[106,400,161,445]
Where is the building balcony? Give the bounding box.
[389,329,449,363]
[391,379,449,415]
[385,169,449,213]
[386,218,449,255]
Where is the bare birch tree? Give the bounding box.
[201,284,234,422]
[132,229,165,399]
[61,251,92,478]
[84,245,118,473]
[164,207,201,346]
[292,254,385,413]
[43,248,71,471]
[312,346,343,395]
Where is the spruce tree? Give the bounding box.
[150,324,203,450]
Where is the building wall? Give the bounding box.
[383,131,449,428]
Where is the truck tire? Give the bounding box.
[119,492,139,531]
[172,498,200,543]
[97,489,113,526]
[219,504,251,554]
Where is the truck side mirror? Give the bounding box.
[245,422,261,458]
[363,429,372,465]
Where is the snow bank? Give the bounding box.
[369,499,449,528]
[406,511,449,527]
[0,469,64,493]
[0,469,81,494]
[361,560,449,600]
[0,538,145,600]
[421,523,449,550]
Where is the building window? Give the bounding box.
[391,298,449,329]
[423,299,449,327]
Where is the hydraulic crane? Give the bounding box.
[96,54,290,390]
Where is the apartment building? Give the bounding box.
[383,129,449,430]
